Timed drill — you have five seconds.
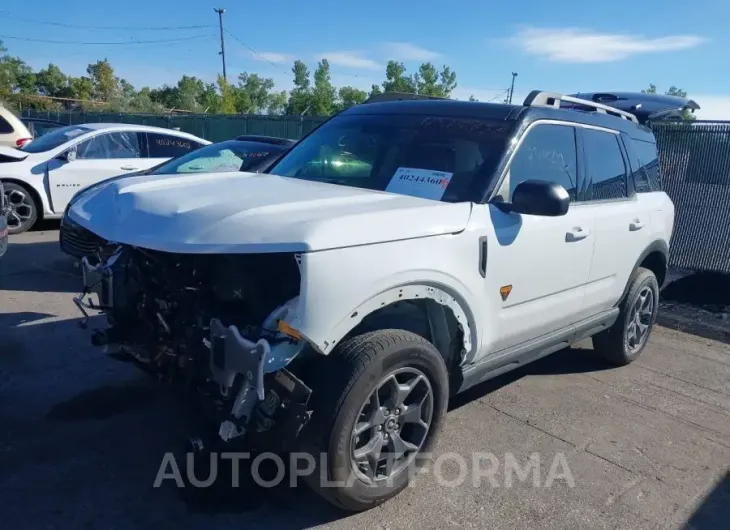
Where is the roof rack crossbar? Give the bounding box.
[523,90,639,124]
[362,92,448,105]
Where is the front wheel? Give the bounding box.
[301,330,449,512]
[3,182,38,234]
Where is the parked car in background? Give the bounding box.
[21,117,65,139]
[0,123,209,234]
[564,92,700,124]
[0,105,33,148]
[59,134,295,258]
[0,180,7,257]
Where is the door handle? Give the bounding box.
[120,165,139,171]
[566,227,590,242]
[629,219,645,231]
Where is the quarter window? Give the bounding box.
[505,124,578,201]
[633,140,661,191]
[147,133,201,158]
[76,131,141,160]
[582,129,628,200]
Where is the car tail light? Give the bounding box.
[15,137,32,147]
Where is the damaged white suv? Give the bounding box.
[69,91,675,511]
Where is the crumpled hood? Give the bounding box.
[68,171,472,253]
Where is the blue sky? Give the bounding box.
[2,0,728,117]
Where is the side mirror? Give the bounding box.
[500,180,570,217]
[57,148,77,163]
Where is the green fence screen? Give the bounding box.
[20,110,328,142]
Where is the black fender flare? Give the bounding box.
[617,239,669,306]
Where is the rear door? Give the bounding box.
[579,126,652,316]
[144,132,205,168]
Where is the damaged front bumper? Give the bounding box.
[74,251,312,445]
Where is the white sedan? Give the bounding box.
[0,123,209,234]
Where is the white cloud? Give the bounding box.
[250,51,295,64]
[318,51,381,70]
[382,42,442,61]
[510,26,705,63]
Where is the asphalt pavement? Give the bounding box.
[1,228,728,530]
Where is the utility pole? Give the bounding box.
[508,72,518,104]
[214,8,227,83]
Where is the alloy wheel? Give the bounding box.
[4,187,34,231]
[627,285,654,354]
[350,367,434,485]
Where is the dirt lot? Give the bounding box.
[1,229,729,530]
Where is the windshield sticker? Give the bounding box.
[385,167,453,200]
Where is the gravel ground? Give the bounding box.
[1,229,729,530]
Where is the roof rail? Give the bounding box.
[523,90,639,124]
[362,92,448,104]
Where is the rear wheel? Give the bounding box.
[593,267,659,365]
[301,329,449,512]
[3,182,38,234]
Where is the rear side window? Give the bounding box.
[0,116,14,134]
[633,140,661,191]
[581,129,628,201]
[147,133,201,158]
[506,123,578,201]
[76,131,142,160]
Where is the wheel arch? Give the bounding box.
[619,239,669,304]
[315,283,477,369]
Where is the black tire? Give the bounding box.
[300,329,449,512]
[593,267,659,366]
[3,182,38,234]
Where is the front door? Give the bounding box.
[47,131,145,213]
[481,122,596,354]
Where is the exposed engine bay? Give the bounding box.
[74,245,313,446]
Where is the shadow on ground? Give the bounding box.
[0,240,80,293]
[682,471,730,529]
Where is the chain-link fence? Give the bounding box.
[652,121,730,273]
[20,110,328,142]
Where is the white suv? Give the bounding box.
[69,91,674,511]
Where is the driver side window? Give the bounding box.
[76,131,141,160]
[501,124,577,202]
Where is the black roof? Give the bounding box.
[344,96,654,139]
[234,134,295,146]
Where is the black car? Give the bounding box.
[564,92,700,124]
[60,135,296,259]
[20,118,66,139]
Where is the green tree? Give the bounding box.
[312,59,336,115]
[268,90,288,115]
[200,83,222,113]
[35,64,67,97]
[69,76,93,100]
[286,60,312,115]
[382,60,416,93]
[642,83,695,120]
[236,72,276,114]
[335,86,367,112]
[368,84,382,98]
[87,59,119,101]
[468,95,478,102]
[0,41,36,97]
[413,63,456,97]
[217,75,237,114]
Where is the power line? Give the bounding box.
[223,29,286,70]
[0,11,212,31]
[486,89,510,103]
[0,34,214,45]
